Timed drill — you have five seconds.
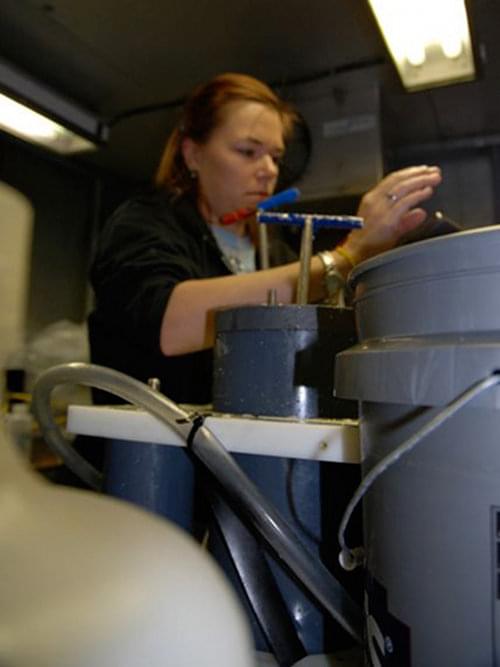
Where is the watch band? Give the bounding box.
[317,251,346,306]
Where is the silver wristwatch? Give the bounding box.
[317,251,346,306]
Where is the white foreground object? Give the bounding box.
[0,420,254,667]
[67,404,360,463]
[256,648,362,665]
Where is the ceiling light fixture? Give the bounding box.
[0,59,108,154]
[367,0,475,91]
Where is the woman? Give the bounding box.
[89,72,442,405]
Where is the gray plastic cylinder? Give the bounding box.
[213,304,357,419]
[335,227,500,666]
[212,303,359,654]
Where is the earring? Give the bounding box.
[190,170,198,179]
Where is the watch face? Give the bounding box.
[324,269,347,306]
[324,270,345,294]
[277,112,312,190]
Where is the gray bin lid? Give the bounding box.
[335,336,500,408]
[348,226,500,340]
[349,225,500,285]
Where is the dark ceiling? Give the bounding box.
[1,0,500,184]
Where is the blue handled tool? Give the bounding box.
[256,188,301,211]
[257,211,363,230]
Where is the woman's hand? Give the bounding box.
[341,165,442,264]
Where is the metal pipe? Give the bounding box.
[259,224,270,269]
[296,215,313,305]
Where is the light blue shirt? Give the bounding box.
[211,225,256,274]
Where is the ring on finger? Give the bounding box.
[386,192,398,203]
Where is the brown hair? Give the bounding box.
[155,72,297,196]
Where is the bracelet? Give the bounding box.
[335,245,356,268]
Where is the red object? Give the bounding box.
[220,207,254,225]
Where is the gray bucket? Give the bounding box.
[335,226,500,666]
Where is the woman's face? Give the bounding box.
[182,100,285,225]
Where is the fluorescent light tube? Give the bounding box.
[0,92,98,153]
[0,59,107,153]
[368,0,475,91]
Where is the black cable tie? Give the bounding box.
[187,414,205,449]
